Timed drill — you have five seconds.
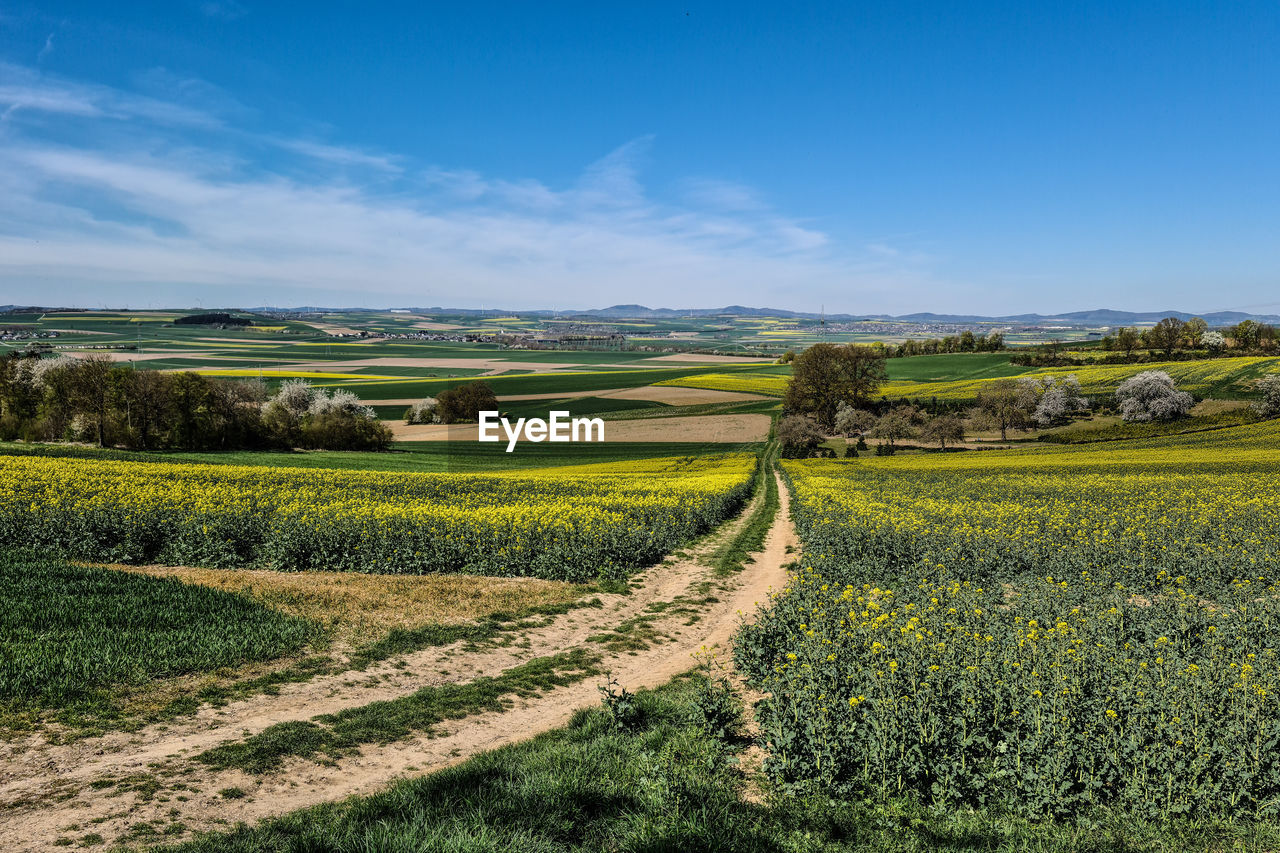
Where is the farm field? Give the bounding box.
[7,313,1280,850]
[0,438,763,472]
[0,551,314,709]
[0,453,755,580]
[0,450,793,849]
[879,355,1280,402]
[737,419,1280,821]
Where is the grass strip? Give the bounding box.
[194,649,602,774]
[711,440,781,577]
[171,598,607,716]
[161,674,1279,853]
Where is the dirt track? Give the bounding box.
[0,474,796,851]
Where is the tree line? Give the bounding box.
[1099,317,1277,358]
[775,342,1280,457]
[778,331,1004,365]
[0,354,391,451]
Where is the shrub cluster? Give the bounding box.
[0,354,391,451]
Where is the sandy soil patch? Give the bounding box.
[388,413,770,443]
[277,357,583,373]
[411,321,464,331]
[113,566,582,649]
[299,321,366,336]
[65,350,216,362]
[355,389,634,406]
[595,385,768,405]
[644,352,775,364]
[496,389,629,401]
[195,337,282,345]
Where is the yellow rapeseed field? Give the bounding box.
[656,372,789,397]
[0,454,754,581]
[735,419,1280,817]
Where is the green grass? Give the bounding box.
[194,649,603,774]
[884,352,1033,383]
[0,551,314,708]
[162,674,1280,852]
[1039,406,1262,444]
[711,443,781,577]
[596,398,781,421]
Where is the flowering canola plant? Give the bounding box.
[1,454,754,582]
[655,372,789,397]
[735,420,1280,818]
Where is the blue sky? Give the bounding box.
[1,1,1278,314]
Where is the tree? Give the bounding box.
[920,414,965,450]
[833,402,877,437]
[1232,320,1262,351]
[113,368,173,449]
[301,411,393,450]
[1032,375,1089,427]
[1182,317,1207,349]
[308,388,376,419]
[435,381,499,424]
[870,411,916,448]
[783,344,887,430]
[262,379,317,447]
[777,415,826,457]
[1143,317,1186,357]
[272,379,318,418]
[56,356,113,446]
[1115,371,1193,422]
[1254,374,1280,418]
[1115,327,1141,358]
[405,398,440,424]
[1202,330,1227,353]
[972,378,1034,440]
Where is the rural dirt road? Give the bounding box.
[0,473,797,851]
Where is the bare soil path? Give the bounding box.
[0,474,797,851]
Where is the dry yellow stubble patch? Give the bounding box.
[105,565,588,650]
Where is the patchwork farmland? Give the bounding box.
[3,308,1280,851]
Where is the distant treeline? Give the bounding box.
[779,331,1004,365]
[0,354,391,451]
[1013,317,1279,366]
[173,312,252,326]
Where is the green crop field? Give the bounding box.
[880,356,1280,402]
[0,551,314,708]
[315,366,731,399]
[883,351,1033,382]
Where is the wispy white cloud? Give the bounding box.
[36,32,54,63]
[199,1,247,22]
[0,63,220,127]
[272,138,401,173]
[0,63,935,309]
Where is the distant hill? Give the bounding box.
[571,305,1280,325]
[13,304,1280,325]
